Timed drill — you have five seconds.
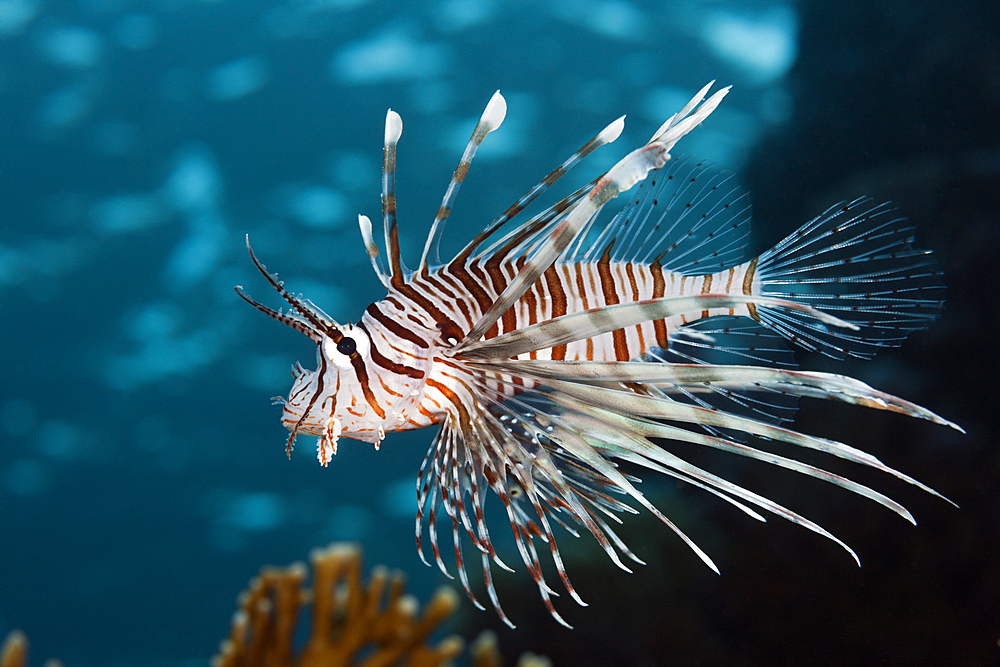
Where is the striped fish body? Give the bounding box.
[238,84,961,628]
[313,258,756,441]
[376,258,758,365]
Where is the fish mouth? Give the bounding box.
[280,408,321,435]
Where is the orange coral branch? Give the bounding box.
[213,543,463,667]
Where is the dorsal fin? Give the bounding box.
[419,91,507,275]
[382,109,405,287]
[455,84,732,350]
[576,157,752,274]
[447,115,624,270]
[357,214,391,289]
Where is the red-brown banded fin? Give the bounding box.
[449,115,625,269]
[420,91,507,273]
[383,109,405,286]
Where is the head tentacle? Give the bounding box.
[236,235,345,344]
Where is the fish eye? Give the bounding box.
[336,337,357,355]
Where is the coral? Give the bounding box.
[0,632,26,667]
[469,632,552,667]
[213,542,464,667]
[4,543,548,667]
[0,631,61,667]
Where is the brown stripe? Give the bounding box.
[726,267,736,315]
[434,269,464,294]
[447,262,493,320]
[701,273,713,319]
[426,376,471,430]
[544,264,567,318]
[422,273,473,328]
[451,260,498,339]
[483,257,518,336]
[358,323,424,379]
[420,273,457,298]
[546,264,568,360]
[397,282,465,343]
[574,262,589,309]
[651,261,668,347]
[625,262,644,353]
[366,303,429,349]
[624,262,639,300]
[289,377,313,403]
[597,247,627,360]
[597,246,619,305]
[483,258,508,297]
[510,257,529,334]
[377,373,404,397]
[290,353,325,425]
[743,257,760,322]
[349,353,385,419]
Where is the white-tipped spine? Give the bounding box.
[385,109,402,145]
[358,214,390,289]
[679,80,716,123]
[480,90,507,133]
[653,84,731,152]
[599,115,626,144]
[358,214,377,258]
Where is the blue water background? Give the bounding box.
[1,1,996,665]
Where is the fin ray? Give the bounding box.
[756,197,946,359]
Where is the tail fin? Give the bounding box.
[754,197,944,360]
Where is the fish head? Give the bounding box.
[281,322,387,447]
[236,240,430,464]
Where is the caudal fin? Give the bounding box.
[754,197,944,360]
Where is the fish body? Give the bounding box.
[285,253,758,441]
[238,84,960,627]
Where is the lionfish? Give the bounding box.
[237,83,961,627]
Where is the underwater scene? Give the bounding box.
[1,0,997,665]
